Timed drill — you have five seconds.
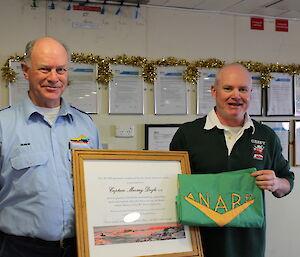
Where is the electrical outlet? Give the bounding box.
[115,125,135,138]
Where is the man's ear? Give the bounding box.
[21,62,29,80]
[211,85,216,99]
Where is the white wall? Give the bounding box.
[0,1,299,256]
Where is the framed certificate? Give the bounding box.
[248,73,263,116]
[293,120,300,166]
[196,68,218,116]
[261,121,290,161]
[266,73,294,116]
[145,124,180,151]
[72,149,202,257]
[109,64,144,115]
[154,66,188,115]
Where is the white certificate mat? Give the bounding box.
[196,68,218,116]
[261,121,290,160]
[72,150,202,257]
[8,61,98,113]
[267,73,294,116]
[109,65,144,115]
[154,66,188,115]
[248,73,263,116]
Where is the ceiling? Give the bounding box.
[145,0,300,20]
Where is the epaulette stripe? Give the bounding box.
[70,105,93,120]
[0,106,11,112]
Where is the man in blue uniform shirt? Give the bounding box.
[0,37,101,257]
[170,64,294,257]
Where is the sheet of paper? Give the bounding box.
[262,121,290,160]
[147,126,179,151]
[154,66,188,115]
[197,68,218,116]
[248,73,263,116]
[267,73,294,116]
[109,65,144,114]
[63,63,98,113]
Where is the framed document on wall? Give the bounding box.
[261,121,290,160]
[248,73,263,116]
[108,64,144,115]
[145,124,180,151]
[196,68,218,116]
[266,73,294,116]
[154,66,188,115]
[293,120,300,166]
[72,149,202,257]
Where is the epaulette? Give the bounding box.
[0,106,11,112]
[70,105,93,120]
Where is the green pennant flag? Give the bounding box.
[176,168,264,228]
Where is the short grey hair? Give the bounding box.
[23,38,70,64]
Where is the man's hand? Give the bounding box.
[252,170,291,197]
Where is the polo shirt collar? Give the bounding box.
[204,108,255,134]
[22,93,73,122]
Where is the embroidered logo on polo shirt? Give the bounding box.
[251,139,266,160]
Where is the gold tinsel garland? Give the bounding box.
[1,55,24,83]
[2,54,300,88]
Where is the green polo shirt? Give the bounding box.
[170,116,294,257]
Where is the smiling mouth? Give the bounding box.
[228,103,242,106]
[41,85,62,88]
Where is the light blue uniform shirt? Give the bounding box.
[0,95,100,241]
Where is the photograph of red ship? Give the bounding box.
[94,222,186,245]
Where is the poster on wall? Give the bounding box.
[109,64,144,115]
[294,120,300,166]
[196,68,218,116]
[266,73,294,116]
[261,121,290,160]
[72,149,202,257]
[154,66,188,115]
[293,74,300,116]
[248,73,263,116]
[145,124,180,151]
[8,61,99,113]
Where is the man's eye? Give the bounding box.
[56,68,67,74]
[38,67,51,73]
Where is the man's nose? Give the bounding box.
[47,69,59,82]
[231,89,240,98]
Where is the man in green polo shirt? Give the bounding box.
[170,63,294,257]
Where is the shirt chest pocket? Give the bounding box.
[10,152,49,192]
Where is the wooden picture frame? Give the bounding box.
[72,149,203,257]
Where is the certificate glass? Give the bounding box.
[294,75,300,116]
[109,64,144,115]
[72,149,202,257]
[266,73,294,116]
[248,73,263,116]
[261,121,290,160]
[154,66,188,115]
[63,63,99,114]
[293,121,300,166]
[145,124,180,151]
[196,68,218,116]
